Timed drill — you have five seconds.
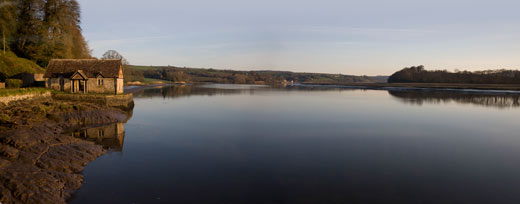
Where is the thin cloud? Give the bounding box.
[89,35,176,49]
[292,25,439,35]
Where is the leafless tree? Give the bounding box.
[101,50,129,65]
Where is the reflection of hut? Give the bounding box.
[72,123,125,151]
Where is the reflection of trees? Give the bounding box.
[133,85,368,99]
[389,90,520,109]
[133,85,256,99]
[284,85,365,92]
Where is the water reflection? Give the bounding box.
[389,89,520,108]
[71,123,126,151]
[71,84,520,204]
[134,85,520,109]
[69,104,133,151]
[132,84,264,99]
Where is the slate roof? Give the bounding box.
[44,59,123,78]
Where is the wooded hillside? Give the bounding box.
[388,65,520,84]
[127,65,386,84]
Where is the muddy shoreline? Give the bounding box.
[0,98,133,204]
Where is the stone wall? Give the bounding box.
[34,74,44,81]
[105,94,134,107]
[0,82,5,89]
[116,78,124,94]
[0,91,52,105]
[87,78,117,94]
[46,78,71,91]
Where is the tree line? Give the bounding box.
[0,0,91,67]
[126,65,382,85]
[388,65,520,84]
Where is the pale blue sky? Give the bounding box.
[78,0,520,75]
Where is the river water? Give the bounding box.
[70,84,520,204]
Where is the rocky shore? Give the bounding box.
[0,98,133,204]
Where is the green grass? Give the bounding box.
[0,88,50,97]
[0,51,45,78]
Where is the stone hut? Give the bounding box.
[44,59,124,94]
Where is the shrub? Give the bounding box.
[58,103,73,111]
[6,79,23,88]
[46,113,61,122]
[32,105,50,116]
[72,105,85,111]
[0,113,11,124]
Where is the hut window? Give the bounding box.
[98,78,104,85]
[98,129,104,137]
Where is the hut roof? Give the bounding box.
[44,59,123,78]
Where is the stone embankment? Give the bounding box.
[52,93,134,109]
[0,91,52,105]
[0,89,134,108]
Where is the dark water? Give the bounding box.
[70,84,520,204]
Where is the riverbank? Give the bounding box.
[0,97,133,204]
[301,82,520,91]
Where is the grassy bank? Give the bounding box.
[0,88,50,97]
[0,52,44,78]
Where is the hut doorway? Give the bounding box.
[72,79,86,93]
[70,70,88,93]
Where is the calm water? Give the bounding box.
[70,85,520,204]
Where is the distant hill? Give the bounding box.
[367,76,389,83]
[127,65,384,84]
[0,52,45,81]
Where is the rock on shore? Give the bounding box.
[0,99,132,204]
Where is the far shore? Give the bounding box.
[301,82,520,91]
[124,81,520,92]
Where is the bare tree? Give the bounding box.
[101,50,129,65]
